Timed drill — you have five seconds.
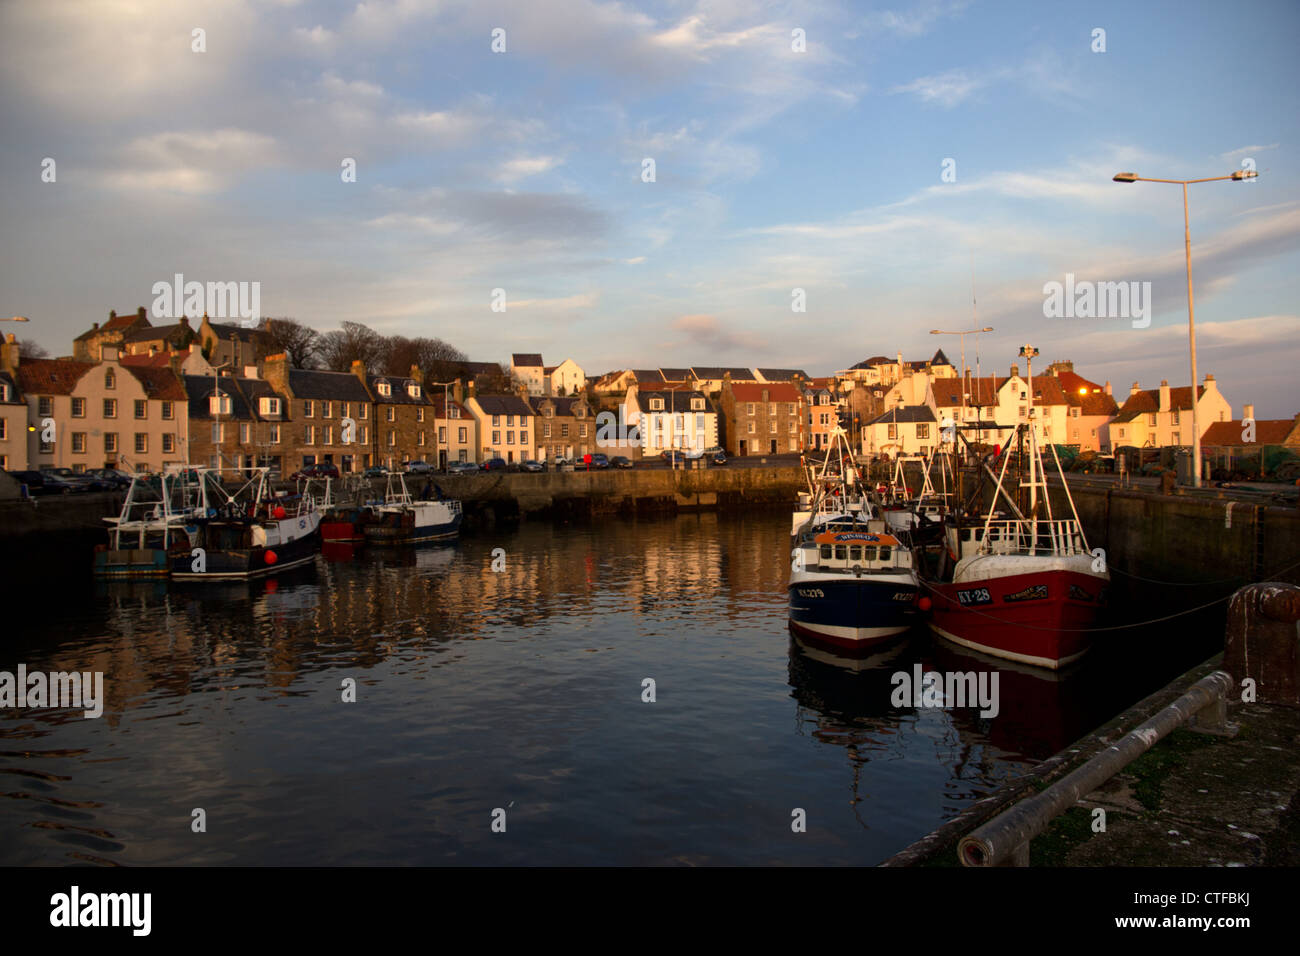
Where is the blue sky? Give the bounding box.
[1,0,1296,413]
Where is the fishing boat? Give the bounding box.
[93,467,210,577]
[314,477,371,545]
[923,345,1108,669]
[363,471,462,545]
[169,468,321,581]
[789,428,921,651]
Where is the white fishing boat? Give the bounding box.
[93,467,210,577]
[363,471,462,545]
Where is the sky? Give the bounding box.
[1,0,1297,414]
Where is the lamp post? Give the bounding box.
[211,361,232,472]
[2,316,30,322]
[427,379,456,470]
[1112,168,1257,487]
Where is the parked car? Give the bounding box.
[445,461,476,475]
[481,458,507,472]
[520,459,544,473]
[610,456,633,469]
[710,452,728,465]
[551,454,572,467]
[289,462,340,482]
[42,467,112,492]
[363,466,388,479]
[588,453,610,469]
[404,460,434,474]
[683,447,706,460]
[702,446,725,457]
[85,467,135,490]
[660,450,687,465]
[9,470,77,495]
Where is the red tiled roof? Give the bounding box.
[121,347,192,368]
[1114,385,1205,423]
[1055,370,1118,416]
[15,358,94,395]
[930,374,1070,407]
[729,382,802,402]
[125,365,187,401]
[1202,419,1298,447]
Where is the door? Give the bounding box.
[770,440,777,454]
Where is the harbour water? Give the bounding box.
[0,511,1221,865]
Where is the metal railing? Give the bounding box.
[957,669,1234,866]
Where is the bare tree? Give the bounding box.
[16,338,49,359]
[261,317,320,368]
[317,321,387,372]
[472,362,521,394]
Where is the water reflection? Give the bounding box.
[1,511,1211,865]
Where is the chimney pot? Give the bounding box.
[1243,403,1255,420]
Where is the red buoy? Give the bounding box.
[265,550,278,565]
[917,596,932,612]
[273,506,287,520]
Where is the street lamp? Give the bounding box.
[1112,167,1258,487]
[427,380,456,471]
[931,325,993,452]
[211,361,232,471]
[2,316,30,322]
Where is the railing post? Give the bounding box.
[1225,582,1300,707]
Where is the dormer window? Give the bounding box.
[0,383,8,402]
[407,383,421,399]
[377,381,391,397]
[209,394,232,415]
[691,398,704,411]
[650,398,664,411]
[260,397,281,417]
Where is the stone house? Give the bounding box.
[262,353,375,474]
[720,380,805,456]
[465,393,536,464]
[529,395,596,462]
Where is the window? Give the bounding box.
[788,403,796,415]
[387,430,396,447]
[360,404,368,419]
[492,415,500,427]
[505,415,513,426]
[39,437,53,454]
[507,431,514,445]
[211,423,223,443]
[324,426,333,445]
[270,424,280,444]
[408,384,421,399]
[888,424,897,440]
[162,401,174,420]
[72,432,86,453]
[561,424,569,438]
[358,426,368,444]
[691,398,704,411]
[240,423,250,444]
[458,427,466,443]
[417,408,424,423]
[104,433,117,453]
[1148,413,1157,427]
[746,403,754,416]
[418,431,426,447]
[651,399,664,411]
[71,398,86,418]
[1118,428,1126,438]
[747,422,755,434]
[580,425,588,437]
[439,426,446,443]
[135,433,147,454]
[304,400,314,417]
[104,398,118,418]
[322,402,332,418]
[305,425,315,444]
[1,455,7,470]
[1172,432,1180,445]
[1172,410,1180,425]
[769,421,777,434]
[492,431,500,444]
[789,420,796,432]
[377,382,391,397]
[105,369,115,389]
[341,403,349,419]
[0,384,6,402]
[208,395,230,415]
[134,399,146,419]
[38,397,53,417]
[260,397,281,416]
[696,414,705,432]
[449,406,459,419]
[162,434,175,454]
[544,424,552,438]
[916,424,930,439]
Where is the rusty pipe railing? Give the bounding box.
[958,669,1234,867]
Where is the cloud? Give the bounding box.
[494,156,563,183]
[1219,144,1278,162]
[859,1,970,37]
[669,314,763,350]
[890,69,984,107]
[101,128,281,194]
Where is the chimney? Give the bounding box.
[137,306,146,321]
[409,363,423,385]
[108,310,117,321]
[1104,380,1112,396]
[263,352,289,394]
[1010,364,1019,378]
[453,377,464,404]
[92,321,100,331]
[167,352,184,376]
[243,366,258,380]
[180,315,190,328]
[0,333,18,376]
[350,359,366,383]
[103,345,120,362]
[1243,403,1255,421]
[1159,380,1170,412]
[1130,381,1141,396]
[1202,373,1217,396]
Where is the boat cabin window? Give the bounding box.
[849,545,862,561]
[834,545,847,560]
[820,545,832,559]
[878,546,891,561]
[862,546,877,561]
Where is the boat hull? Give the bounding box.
[92,545,170,578]
[927,567,1106,669]
[363,504,461,545]
[788,573,919,651]
[170,513,322,581]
